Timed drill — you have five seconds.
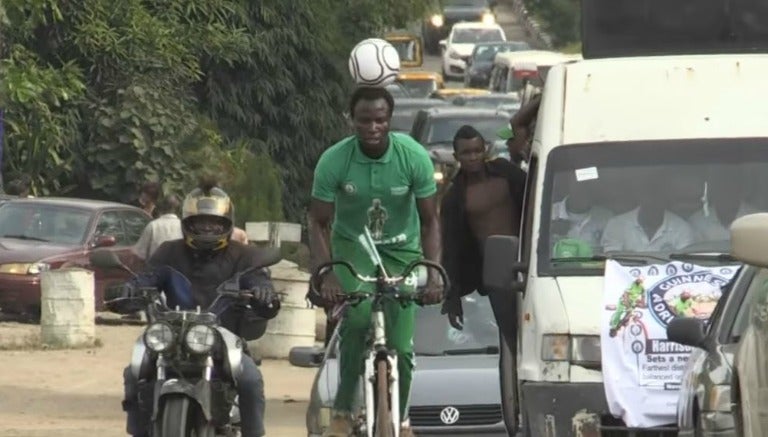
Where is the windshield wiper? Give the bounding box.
[551,252,667,265]
[668,252,738,263]
[2,234,50,242]
[443,345,500,355]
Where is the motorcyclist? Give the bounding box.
[112,180,280,437]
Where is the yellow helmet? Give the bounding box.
[181,181,234,252]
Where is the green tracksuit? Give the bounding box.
[311,132,437,418]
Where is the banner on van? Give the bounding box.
[601,259,739,428]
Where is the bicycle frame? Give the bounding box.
[362,274,401,437]
[311,227,449,437]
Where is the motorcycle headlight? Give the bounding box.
[144,322,175,352]
[482,12,496,24]
[184,324,217,354]
[434,171,444,182]
[430,14,444,27]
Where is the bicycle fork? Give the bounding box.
[364,308,400,437]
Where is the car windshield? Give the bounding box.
[398,79,438,98]
[452,28,504,44]
[426,114,509,145]
[0,203,92,245]
[414,292,498,356]
[474,42,531,61]
[540,139,768,276]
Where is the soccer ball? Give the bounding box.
[348,38,401,87]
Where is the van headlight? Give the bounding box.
[144,322,175,352]
[541,334,569,361]
[570,335,601,367]
[184,324,217,354]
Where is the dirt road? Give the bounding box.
[0,323,315,437]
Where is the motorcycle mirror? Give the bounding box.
[90,250,128,271]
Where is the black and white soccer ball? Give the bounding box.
[348,38,401,87]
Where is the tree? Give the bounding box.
[0,0,436,220]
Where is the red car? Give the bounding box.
[0,197,152,316]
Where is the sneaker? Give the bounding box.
[322,414,353,437]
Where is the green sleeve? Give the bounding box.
[311,149,339,202]
[411,146,437,199]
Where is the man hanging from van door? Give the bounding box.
[440,125,526,431]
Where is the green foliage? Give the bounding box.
[0,0,436,221]
[231,150,284,225]
[524,0,581,48]
[0,45,85,195]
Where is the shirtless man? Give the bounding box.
[440,124,526,353]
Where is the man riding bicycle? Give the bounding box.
[309,86,443,436]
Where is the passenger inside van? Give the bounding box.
[600,174,694,252]
[688,169,761,242]
[550,172,614,249]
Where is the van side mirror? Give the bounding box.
[667,317,708,351]
[439,40,447,50]
[482,235,527,293]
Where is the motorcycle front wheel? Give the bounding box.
[158,395,214,437]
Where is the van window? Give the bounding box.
[539,138,768,276]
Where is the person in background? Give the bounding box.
[232,226,249,244]
[5,174,33,198]
[601,176,694,252]
[133,194,182,260]
[440,124,525,398]
[134,181,161,219]
[688,171,761,242]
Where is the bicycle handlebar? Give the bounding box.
[309,259,450,302]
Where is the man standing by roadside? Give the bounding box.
[134,181,162,219]
[440,125,527,433]
[133,194,182,260]
[309,86,443,437]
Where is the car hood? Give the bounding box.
[315,354,500,406]
[449,44,476,57]
[0,238,81,263]
[410,355,501,405]
[444,6,487,17]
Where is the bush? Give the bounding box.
[524,0,581,48]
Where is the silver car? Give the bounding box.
[667,264,751,437]
[289,292,508,436]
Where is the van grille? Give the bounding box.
[409,404,502,427]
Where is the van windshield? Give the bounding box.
[538,139,768,276]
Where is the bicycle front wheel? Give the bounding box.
[374,359,395,437]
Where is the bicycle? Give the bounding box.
[309,233,449,437]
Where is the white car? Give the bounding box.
[440,22,506,81]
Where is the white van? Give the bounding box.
[488,50,581,96]
[482,1,768,435]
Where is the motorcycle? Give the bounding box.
[90,248,282,437]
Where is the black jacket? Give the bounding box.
[440,158,526,314]
[130,239,279,337]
